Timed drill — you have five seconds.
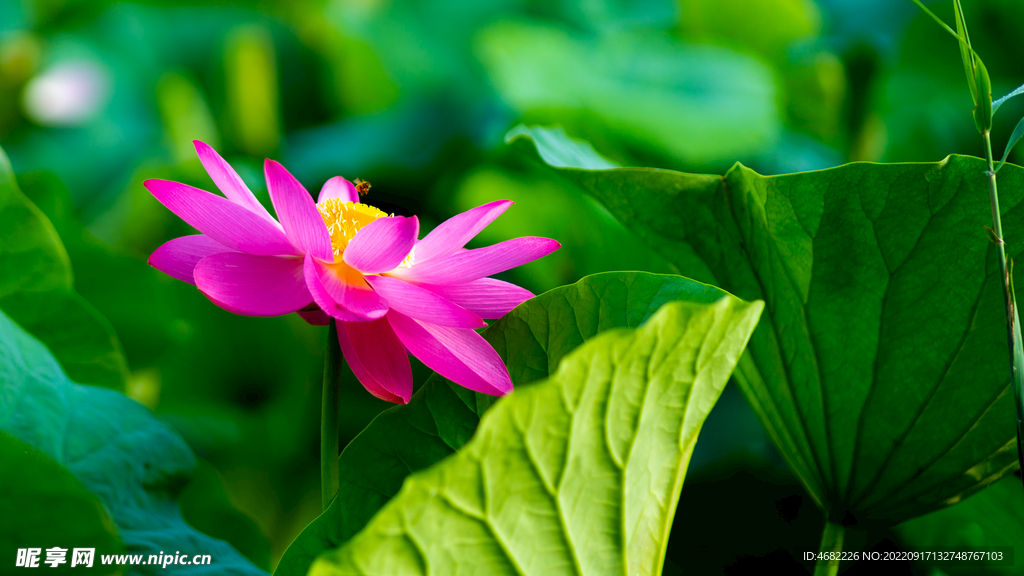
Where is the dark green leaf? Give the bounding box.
[511,125,1022,526]
[0,431,124,575]
[0,309,268,575]
[178,460,272,571]
[895,474,1023,575]
[274,271,738,576]
[311,296,763,576]
[0,150,128,389]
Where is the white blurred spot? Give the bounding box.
[22,60,111,126]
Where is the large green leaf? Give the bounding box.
[0,149,127,389]
[275,272,736,576]
[0,309,268,575]
[0,431,124,575]
[509,125,1021,526]
[310,295,763,576]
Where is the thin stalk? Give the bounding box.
[813,521,845,576]
[321,319,341,510]
[982,131,1024,490]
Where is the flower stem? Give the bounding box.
[321,319,341,511]
[813,521,845,576]
[982,131,1024,491]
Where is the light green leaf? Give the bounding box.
[505,125,619,170]
[275,272,737,576]
[0,431,124,575]
[0,150,128,389]
[510,125,1022,525]
[310,296,763,576]
[225,25,280,156]
[0,309,268,575]
[0,146,70,296]
[477,21,780,166]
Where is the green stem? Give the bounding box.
[982,131,1024,491]
[321,319,341,510]
[813,521,845,576]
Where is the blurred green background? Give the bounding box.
[2,0,1023,573]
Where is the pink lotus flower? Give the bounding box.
[146,141,559,404]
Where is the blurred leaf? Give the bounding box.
[0,290,128,389]
[554,0,679,31]
[678,0,820,61]
[0,150,127,389]
[0,146,70,296]
[225,25,281,157]
[310,295,763,576]
[179,460,272,571]
[784,51,847,145]
[274,271,742,576]
[511,125,1021,525]
[505,124,617,169]
[895,474,1023,575]
[0,308,269,575]
[157,72,219,167]
[452,166,673,291]
[477,21,781,166]
[0,431,124,575]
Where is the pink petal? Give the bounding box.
[149,234,236,285]
[146,179,300,256]
[419,278,534,319]
[337,318,412,404]
[298,308,331,326]
[193,141,280,227]
[414,200,513,263]
[318,176,359,204]
[343,215,419,274]
[194,252,311,316]
[389,237,560,285]
[265,159,334,261]
[365,275,485,329]
[303,255,389,322]
[387,311,513,396]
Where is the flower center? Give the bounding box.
[316,198,389,256]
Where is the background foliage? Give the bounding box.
[2,0,1024,573]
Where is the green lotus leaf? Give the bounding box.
[0,147,127,389]
[275,271,739,576]
[0,431,124,575]
[311,295,763,576]
[0,308,268,575]
[509,125,1020,526]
